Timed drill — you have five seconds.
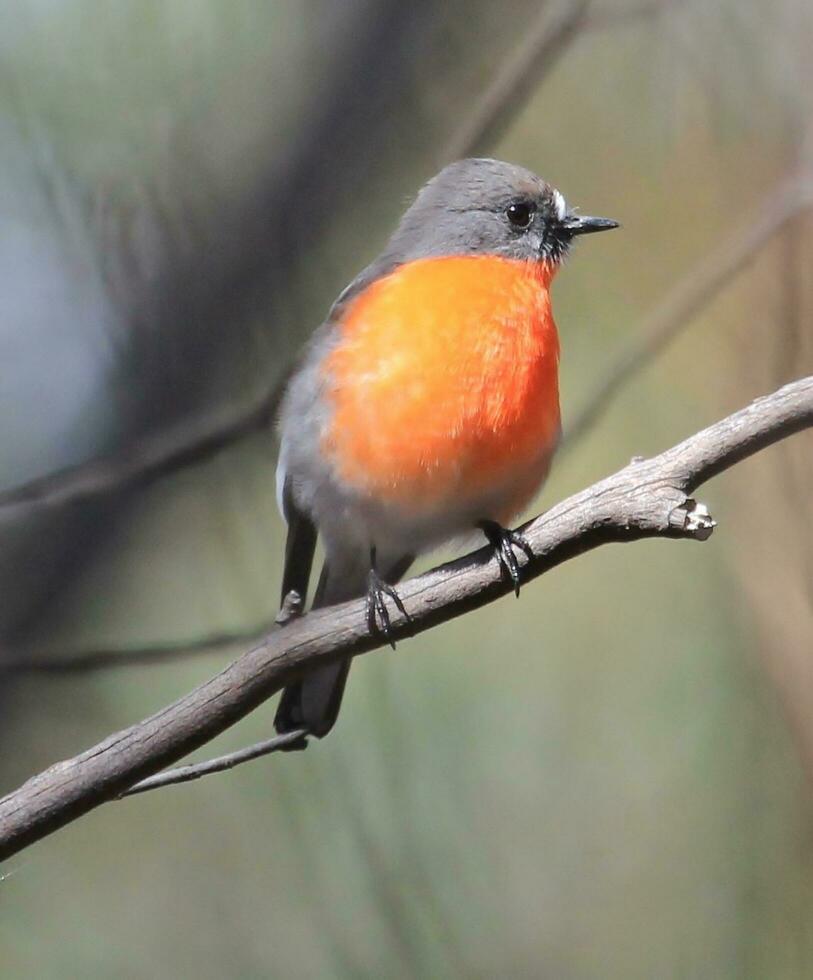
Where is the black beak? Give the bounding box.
[562,214,620,236]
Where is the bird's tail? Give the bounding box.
[274,553,412,739]
[274,562,366,739]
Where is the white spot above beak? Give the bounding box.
[552,189,568,221]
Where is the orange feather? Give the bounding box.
[322,255,561,519]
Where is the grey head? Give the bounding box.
[381,157,618,266]
[329,158,617,318]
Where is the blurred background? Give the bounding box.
[1,1,813,976]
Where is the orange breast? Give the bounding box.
[322,255,561,517]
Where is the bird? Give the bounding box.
[273,157,618,741]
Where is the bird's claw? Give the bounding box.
[365,569,411,648]
[478,519,533,597]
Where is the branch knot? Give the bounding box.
[669,498,716,540]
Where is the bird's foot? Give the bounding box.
[366,566,411,649]
[478,519,534,597]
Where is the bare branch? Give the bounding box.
[565,172,813,447]
[0,376,810,861]
[119,729,309,797]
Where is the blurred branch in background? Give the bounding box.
[1,375,811,861]
[442,0,683,162]
[565,169,813,446]
[0,382,283,522]
[439,0,592,162]
[0,621,270,675]
[584,0,677,29]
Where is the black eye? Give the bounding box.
[506,201,535,229]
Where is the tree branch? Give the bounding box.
[1,376,811,862]
[118,729,309,797]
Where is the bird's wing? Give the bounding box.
[278,472,318,609]
[326,253,402,324]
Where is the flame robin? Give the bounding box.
[274,158,617,740]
